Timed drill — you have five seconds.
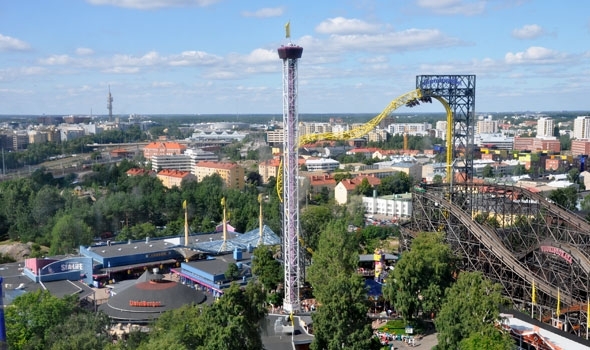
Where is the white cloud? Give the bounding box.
[168,51,222,66]
[241,7,284,18]
[242,48,276,64]
[505,46,568,64]
[86,0,220,10]
[0,33,30,51]
[358,56,388,64]
[315,17,380,35]
[38,55,74,65]
[203,71,238,79]
[305,28,465,54]
[111,51,163,67]
[103,66,141,74]
[416,0,486,16]
[512,24,545,39]
[151,81,175,87]
[76,47,95,56]
[0,88,33,94]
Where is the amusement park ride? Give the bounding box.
[277,25,590,340]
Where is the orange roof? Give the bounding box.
[349,147,379,153]
[339,175,381,190]
[195,161,239,170]
[308,174,336,186]
[126,168,155,176]
[144,142,187,150]
[157,169,192,178]
[260,158,281,167]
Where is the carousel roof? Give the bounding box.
[98,270,207,323]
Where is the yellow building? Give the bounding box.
[156,169,196,189]
[258,158,281,184]
[194,161,245,189]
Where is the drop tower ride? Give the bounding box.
[278,27,303,314]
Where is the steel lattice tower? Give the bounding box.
[107,85,114,122]
[278,44,303,313]
[417,75,476,180]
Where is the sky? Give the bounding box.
[1,0,590,116]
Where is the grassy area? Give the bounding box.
[378,319,426,335]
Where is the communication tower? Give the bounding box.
[278,24,303,314]
[107,85,114,122]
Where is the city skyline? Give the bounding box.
[1,0,590,116]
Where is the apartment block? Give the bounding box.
[157,169,196,189]
[194,161,245,189]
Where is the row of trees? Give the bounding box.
[383,233,514,349]
[5,282,267,350]
[0,159,282,254]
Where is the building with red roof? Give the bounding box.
[335,175,381,205]
[258,158,281,184]
[142,142,187,161]
[156,169,196,189]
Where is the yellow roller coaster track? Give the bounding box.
[276,88,454,202]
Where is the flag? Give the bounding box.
[556,288,561,317]
[182,199,187,210]
[285,21,291,39]
[221,197,225,207]
[532,279,536,305]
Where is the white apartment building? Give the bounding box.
[151,148,217,173]
[387,123,432,136]
[301,122,332,137]
[573,116,590,140]
[362,193,412,218]
[435,120,447,140]
[151,154,193,172]
[305,158,340,172]
[367,129,389,142]
[476,115,498,134]
[536,117,554,137]
[266,129,284,145]
[185,148,218,162]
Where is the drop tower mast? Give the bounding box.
[278,23,303,314]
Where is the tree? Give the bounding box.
[354,178,374,197]
[49,214,93,255]
[245,171,262,186]
[512,164,526,176]
[334,172,353,183]
[559,134,571,151]
[383,232,456,321]
[435,271,513,350]
[307,220,380,350]
[146,282,267,350]
[251,246,282,291]
[310,274,380,350]
[568,167,580,184]
[5,290,78,350]
[548,186,578,211]
[482,164,494,178]
[300,205,334,253]
[225,263,240,281]
[43,311,111,350]
[378,172,412,195]
[432,174,444,185]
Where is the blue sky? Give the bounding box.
[1,0,590,116]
